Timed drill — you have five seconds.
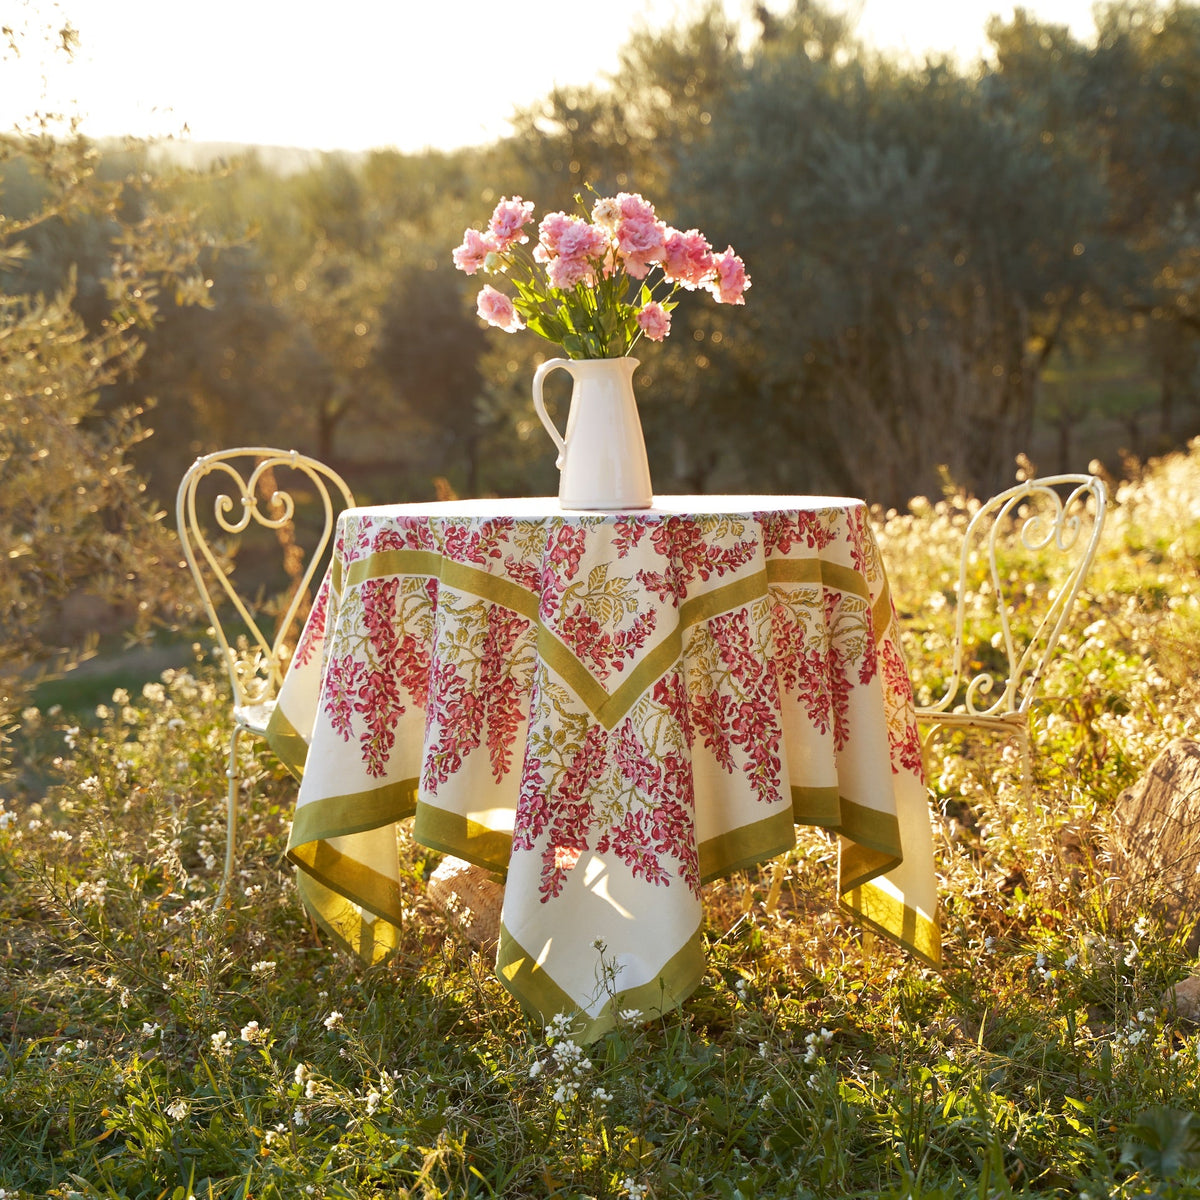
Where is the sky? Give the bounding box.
[3,0,1106,154]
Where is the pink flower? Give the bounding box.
[709,247,750,305]
[616,192,658,225]
[488,196,535,250]
[616,215,666,279]
[452,227,495,276]
[476,285,524,332]
[546,254,593,290]
[662,228,714,290]
[636,301,671,342]
[536,212,605,260]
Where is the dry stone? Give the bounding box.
[1107,738,1200,932]
[1163,975,1200,1023]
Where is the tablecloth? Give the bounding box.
[267,496,939,1040]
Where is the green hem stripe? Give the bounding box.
[842,882,942,967]
[872,577,893,644]
[289,840,408,934]
[295,871,399,966]
[346,549,541,620]
[828,796,901,861]
[266,705,309,782]
[287,779,419,852]
[496,919,707,1043]
[412,804,514,874]
[698,809,796,883]
[839,844,899,894]
[791,785,844,827]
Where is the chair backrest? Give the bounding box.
[176,447,355,709]
[921,473,1107,720]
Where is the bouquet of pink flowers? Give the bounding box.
[452,191,749,359]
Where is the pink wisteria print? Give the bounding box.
[451,191,750,359]
[306,505,923,908]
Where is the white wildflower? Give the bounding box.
[293,1107,306,1127]
[592,1086,613,1103]
[73,879,107,906]
[294,1063,310,1085]
[141,1022,161,1038]
[618,1007,642,1023]
[166,1098,190,1121]
[240,1021,266,1043]
[210,1030,231,1056]
[365,1090,382,1115]
[323,1010,344,1030]
[250,960,276,977]
[49,829,73,843]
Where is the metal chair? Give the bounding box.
[914,473,1108,807]
[176,447,355,904]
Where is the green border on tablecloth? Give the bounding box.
[496,919,707,1044]
[266,704,309,782]
[843,881,941,967]
[412,804,513,876]
[287,779,419,851]
[698,809,795,883]
[293,854,403,965]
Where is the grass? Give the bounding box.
[1,441,1199,1198]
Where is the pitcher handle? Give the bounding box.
[532,358,571,469]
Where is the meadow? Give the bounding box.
[1,442,1199,1199]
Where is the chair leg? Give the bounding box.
[214,724,241,908]
[1017,724,1035,818]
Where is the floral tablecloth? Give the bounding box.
[267,496,939,1039]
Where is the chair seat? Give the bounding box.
[234,700,277,736]
[915,708,1027,731]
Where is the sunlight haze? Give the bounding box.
[5,0,1103,153]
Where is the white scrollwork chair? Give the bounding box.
[914,473,1108,806]
[176,448,355,905]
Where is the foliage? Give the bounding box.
[0,120,216,747]
[1,440,1198,1198]
[10,1,1200,529]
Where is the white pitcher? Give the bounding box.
[532,357,654,511]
